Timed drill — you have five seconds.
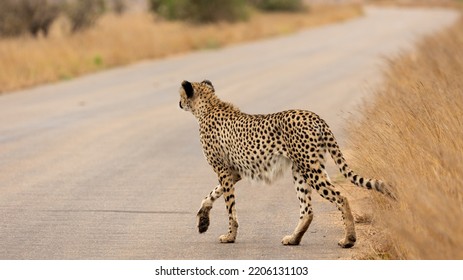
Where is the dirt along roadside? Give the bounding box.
[0,7,459,259]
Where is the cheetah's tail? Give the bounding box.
[323,126,396,199]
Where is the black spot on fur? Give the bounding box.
[366,181,372,189]
[228,201,235,214]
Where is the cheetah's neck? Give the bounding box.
[194,93,240,119]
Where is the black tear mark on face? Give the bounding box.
[182,80,194,98]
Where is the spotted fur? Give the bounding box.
[179,80,390,247]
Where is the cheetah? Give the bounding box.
[179,79,392,248]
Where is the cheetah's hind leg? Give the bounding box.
[282,168,314,245]
[313,170,356,248]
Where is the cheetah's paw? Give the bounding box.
[219,234,235,243]
[281,235,300,246]
[338,235,356,248]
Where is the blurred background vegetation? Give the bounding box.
[6,0,369,92]
[0,0,108,37]
[0,0,307,38]
[1,0,459,93]
[148,0,251,23]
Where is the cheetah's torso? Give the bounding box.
[199,108,326,184]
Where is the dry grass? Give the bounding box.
[0,4,362,93]
[348,16,463,259]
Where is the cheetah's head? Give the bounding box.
[179,79,215,113]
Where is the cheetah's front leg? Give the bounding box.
[197,184,224,233]
[219,178,238,243]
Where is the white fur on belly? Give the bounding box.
[239,154,292,184]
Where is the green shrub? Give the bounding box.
[64,0,106,33]
[190,0,249,23]
[148,0,249,23]
[148,0,189,20]
[250,0,304,12]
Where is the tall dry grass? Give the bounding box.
[0,5,362,93]
[348,17,463,259]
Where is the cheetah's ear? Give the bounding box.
[201,80,215,91]
[182,80,194,98]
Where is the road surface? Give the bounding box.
[0,7,458,259]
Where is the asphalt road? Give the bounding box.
[0,7,458,259]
